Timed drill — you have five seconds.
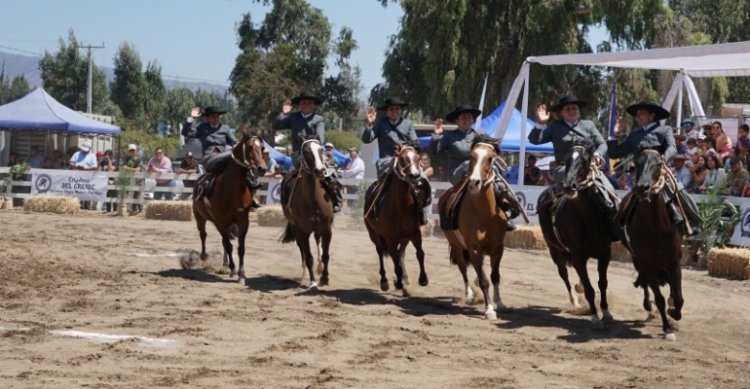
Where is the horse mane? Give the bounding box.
[471,134,500,148]
[571,138,593,152]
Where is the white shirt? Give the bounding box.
[341,156,365,179]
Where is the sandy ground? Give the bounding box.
[1,208,749,389]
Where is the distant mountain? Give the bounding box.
[0,50,228,95]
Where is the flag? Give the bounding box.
[604,84,617,173]
[475,73,488,129]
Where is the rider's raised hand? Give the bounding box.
[536,104,550,124]
[433,118,444,136]
[282,100,292,115]
[190,106,202,118]
[365,106,376,125]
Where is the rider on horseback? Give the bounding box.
[529,95,619,235]
[432,104,522,231]
[608,101,702,235]
[273,92,344,213]
[361,97,432,225]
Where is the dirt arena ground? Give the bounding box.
[1,209,749,388]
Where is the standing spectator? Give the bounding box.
[99,150,117,213]
[724,157,749,196]
[27,146,44,168]
[323,142,338,169]
[700,154,727,194]
[262,149,281,178]
[147,147,174,200]
[122,144,143,214]
[671,154,693,191]
[523,155,543,186]
[177,151,200,200]
[340,147,365,181]
[68,141,97,171]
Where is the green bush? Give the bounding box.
[118,129,181,159]
[688,182,741,254]
[325,129,361,150]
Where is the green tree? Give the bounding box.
[39,30,111,113]
[111,42,146,119]
[164,87,195,134]
[142,61,167,131]
[7,75,30,102]
[321,27,362,130]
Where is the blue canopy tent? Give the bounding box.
[0,88,120,135]
[417,101,550,153]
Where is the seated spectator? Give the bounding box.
[685,138,699,167]
[523,155,543,186]
[27,146,44,168]
[7,152,22,167]
[681,119,701,140]
[710,121,733,160]
[688,155,707,194]
[674,131,687,155]
[146,147,173,200]
[177,152,200,200]
[419,153,434,179]
[671,154,692,190]
[68,141,97,171]
[608,163,632,190]
[736,124,750,166]
[725,157,749,196]
[49,149,66,169]
[262,149,281,178]
[700,154,727,194]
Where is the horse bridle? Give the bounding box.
[568,144,598,189]
[230,136,262,178]
[298,138,322,174]
[470,142,498,189]
[392,145,420,181]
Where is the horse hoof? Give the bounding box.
[237,271,246,280]
[380,281,389,292]
[664,332,677,342]
[591,318,605,330]
[319,277,329,287]
[485,310,497,320]
[200,253,209,260]
[402,288,411,298]
[668,308,682,321]
[394,281,404,290]
[308,282,319,291]
[602,311,614,324]
[419,276,429,287]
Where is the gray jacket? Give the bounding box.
[361,117,418,158]
[607,123,676,164]
[273,111,325,153]
[528,119,607,165]
[183,122,237,155]
[432,129,479,173]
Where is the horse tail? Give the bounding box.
[279,223,296,243]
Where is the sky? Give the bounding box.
[0,0,403,91]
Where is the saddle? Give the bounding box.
[364,174,393,220]
[438,180,468,230]
[280,170,302,209]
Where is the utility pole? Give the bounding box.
[79,42,104,113]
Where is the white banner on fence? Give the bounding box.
[30,170,108,202]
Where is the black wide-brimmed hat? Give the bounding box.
[200,106,227,117]
[626,101,670,121]
[445,104,482,123]
[377,97,409,110]
[550,95,587,112]
[291,91,323,105]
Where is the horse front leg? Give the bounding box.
[236,220,249,282]
[573,259,603,329]
[667,266,683,321]
[412,235,428,287]
[490,248,505,312]
[295,233,317,289]
[597,250,613,325]
[454,248,475,303]
[398,242,409,287]
[196,216,209,260]
[650,280,676,341]
[222,236,235,277]
[318,229,332,287]
[376,237,389,291]
[470,254,495,320]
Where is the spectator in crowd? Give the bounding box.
[674,131,687,155]
[42,156,54,169]
[419,153,434,179]
[671,154,693,191]
[98,150,117,213]
[7,152,22,166]
[49,149,66,169]
[724,157,749,196]
[68,141,97,171]
[147,147,174,200]
[681,119,701,140]
[262,149,281,178]
[701,154,727,194]
[323,142,338,169]
[709,121,733,160]
[27,146,44,168]
[122,144,143,214]
[688,155,707,194]
[699,135,717,157]
[736,124,750,165]
[523,155,543,185]
[177,151,200,199]
[608,163,632,190]
[340,146,365,183]
[685,138,699,165]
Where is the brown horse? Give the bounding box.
[621,148,683,341]
[538,140,615,329]
[364,144,428,295]
[192,135,267,281]
[279,139,334,289]
[439,141,510,319]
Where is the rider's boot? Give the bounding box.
[322,175,343,213]
[493,181,517,231]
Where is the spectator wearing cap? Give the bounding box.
[323,142,338,169]
[671,154,693,190]
[147,147,174,200]
[121,144,143,214]
[177,151,200,199]
[725,157,749,196]
[69,141,97,171]
[681,119,700,140]
[27,146,44,169]
[262,149,281,178]
[673,130,687,156]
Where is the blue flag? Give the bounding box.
[604,84,617,173]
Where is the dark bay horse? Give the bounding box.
[364,144,428,295]
[279,139,334,289]
[439,141,510,319]
[192,135,267,281]
[621,148,683,341]
[538,140,616,329]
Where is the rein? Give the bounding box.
[392,146,419,180]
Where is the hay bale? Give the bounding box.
[707,248,750,280]
[144,200,192,221]
[23,196,80,214]
[504,226,547,251]
[256,205,287,227]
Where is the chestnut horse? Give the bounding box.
[621,148,684,341]
[538,140,616,329]
[192,135,267,281]
[364,144,428,295]
[439,141,510,320]
[279,139,334,289]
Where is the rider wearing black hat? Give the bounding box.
[608,101,702,234]
[182,106,238,157]
[273,91,343,212]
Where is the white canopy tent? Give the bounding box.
[494,40,750,184]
